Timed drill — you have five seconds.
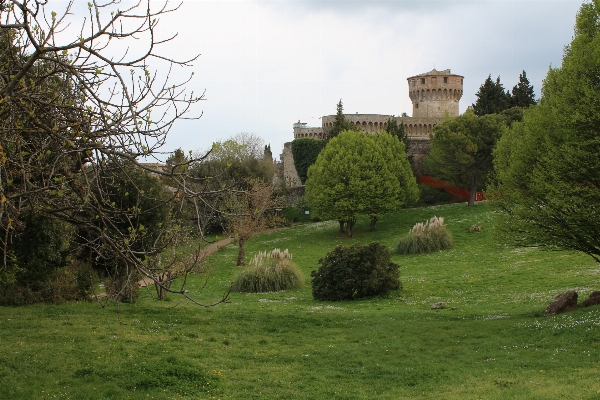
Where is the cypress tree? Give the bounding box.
[472,75,512,116]
[511,70,536,108]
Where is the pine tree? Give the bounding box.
[490,1,600,261]
[511,70,536,108]
[472,75,512,116]
[326,99,357,140]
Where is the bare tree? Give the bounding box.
[223,180,277,266]
[0,0,228,305]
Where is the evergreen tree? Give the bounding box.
[511,70,536,108]
[385,118,410,150]
[472,75,512,116]
[326,99,357,140]
[425,111,505,206]
[490,1,600,261]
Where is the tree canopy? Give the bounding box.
[305,130,417,237]
[0,1,226,304]
[426,111,505,206]
[490,0,600,261]
[472,75,512,116]
[511,70,536,108]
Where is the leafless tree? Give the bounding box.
[0,0,228,305]
[223,179,278,267]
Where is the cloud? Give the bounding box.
[146,0,583,158]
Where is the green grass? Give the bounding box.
[1,202,600,399]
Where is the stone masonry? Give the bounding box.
[280,69,464,184]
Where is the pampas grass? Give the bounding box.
[396,216,453,255]
[231,248,304,293]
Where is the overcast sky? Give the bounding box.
[101,0,586,159]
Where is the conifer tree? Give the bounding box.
[326,99,357,140]
[490,1,600,261]
[511,70,536,108]
[472,75,512,116]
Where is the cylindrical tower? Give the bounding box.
[407,69,463,119]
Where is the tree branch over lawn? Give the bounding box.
[0,0,227,304]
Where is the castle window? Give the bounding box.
[444,77,448,83]
[415,103,419,109]
[421,78,425,84]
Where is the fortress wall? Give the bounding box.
[293,126,324,140]
[280,142,302,187]
[283,68,463,187]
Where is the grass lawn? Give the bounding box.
[1,202,600,399]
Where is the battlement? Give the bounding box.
[407,69,463,119]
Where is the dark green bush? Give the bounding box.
[282,207,304,222]
[423,194,436,204]
[311,242,400,301]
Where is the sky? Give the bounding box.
[60,0,585,160]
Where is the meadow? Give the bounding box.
[1,202,600,399]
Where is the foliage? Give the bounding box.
[472,75,512,116]
[511,70,536,108]
[291,138,325,184]
[311,242,400,301]
[306,130,417,236]
[426,111,505,206]
[193,133,274,186]
[231,249,303,293]
[490,0,600,261]
[418,185,452,205]
[0,1,227,305]
[282,207,307,223]
[385,118,411,156]
[370,131,419,229]
[326,99,358,140]
[396,216,453,255]
[1,214,72,285]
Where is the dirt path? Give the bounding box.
[138,236,235,287]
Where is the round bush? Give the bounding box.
[311,242,400,301]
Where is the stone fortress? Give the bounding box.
[280,69,464,187]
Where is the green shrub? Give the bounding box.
[231,249,304,293]
[311,242,400,301]
[396,216,453,255]
[282,207,304,223]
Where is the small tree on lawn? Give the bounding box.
[224,180,276,266]
[306,130,416,237]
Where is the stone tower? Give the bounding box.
[407,69,463,119]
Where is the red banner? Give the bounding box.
[418,175,484,201]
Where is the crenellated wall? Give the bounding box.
[407,69,463,119]
[283,68,464,186]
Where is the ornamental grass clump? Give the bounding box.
[396,216,453,255]
[231,249,304,293]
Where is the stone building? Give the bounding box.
[280,68,463,185]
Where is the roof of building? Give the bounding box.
[408,69,463,78]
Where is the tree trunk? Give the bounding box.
[236,237,246,266]
[347,218,356,237]
[468,176,478,207]
[369,216,378,231]
[155,272,173,300]
[338,220,346,233]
